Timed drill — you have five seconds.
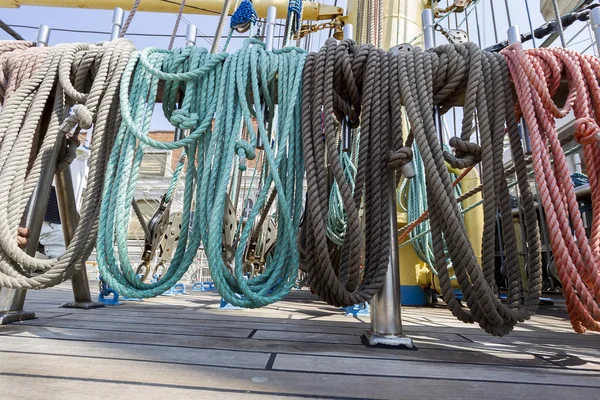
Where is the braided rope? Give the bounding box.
[301,39,542,336]
[503,44,600,333]
[96,40,306,307]
[0,40,136,289]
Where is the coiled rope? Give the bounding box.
[0,41,47,104]
[0,40,136,289]
[503,43,600,333]
[301,39,542,336]
[97,39,306,307]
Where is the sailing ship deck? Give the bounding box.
[1,283,599,399]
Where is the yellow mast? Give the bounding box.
[0,0,343,20]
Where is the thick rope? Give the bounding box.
[502,44,600,333]
[96,40,306,307]
[301,39,542,336]
[0,40,136,289]
[0,41,46,104]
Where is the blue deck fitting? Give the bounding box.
[97,288,121,305]
[345,302,370,317]
[220,294,244,310]
[192,281,215,291]
[172,283,186,295]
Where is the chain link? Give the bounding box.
[428,0,474,18]
[293,20,344,40]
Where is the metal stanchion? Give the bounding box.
[0,25,52,324]
[591,8,600,69]
[110,7,124,41]
[62,9,128,309]
[257,5,278,150]
[362,21,414,347]
[173,23,198,142]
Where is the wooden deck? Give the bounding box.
[1,283,599,400]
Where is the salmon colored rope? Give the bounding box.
[502,43,600,334]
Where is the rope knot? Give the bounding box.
[170,109,199,130]
[444,137,482,169]
[235,140,256,171]
[574,117,600,145]
[59,104,93,138]
[388,147,415,178]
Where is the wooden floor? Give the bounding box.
[1,283,599,400]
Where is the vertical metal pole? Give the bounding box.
[59,14,127,309]
[173,24,198,142]
[591,8,600,56]
[341,24,354,153]
[110,7,124,41]
[422,9,445,146]
[508,25,538,292]
[0,25,52,324]
[62,9,129,309]
[362,21,414,348]
[185,23,197,47]
[257,6,277,150]
[422,9,434,50]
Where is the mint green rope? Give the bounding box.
[326,129,360,246]
[96,40,306,307]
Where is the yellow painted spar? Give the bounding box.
[0,0,344,20]
[416,165,484,293]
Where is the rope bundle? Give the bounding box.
[503,44,600,333]
[301,39,542,335]
[0,41,48,105]
[0,40,135,289]
[97,40,306,307]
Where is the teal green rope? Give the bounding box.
[96,40,306,307]
[200,41,306,308]
[326,129,360,246]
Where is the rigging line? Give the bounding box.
[524,0,537,48]
[489,0,498,43]
[551,0,567,47]
[6,24,285,39]
[503,0,512,28]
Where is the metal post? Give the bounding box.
[0,25,52,324]
[591,8,600,57]
[61,13,134,309]
[110,7,124,41]
[257,6,277,150]
[422,9,445,146]
[341,24,354,152]
[185,23,197,47]
[362,21,414,348]
[173,24,198,142]
[508,26,532,155]
[422,9,434,51]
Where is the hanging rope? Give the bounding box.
[0,41,46,104]
[168,0,188,50]
[0,40,136,289]
[502,43,600,333]
[120,0,142,38]
[301,39,542,336]
[96,40,306,307]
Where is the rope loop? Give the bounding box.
[443,136,482,169]
[59,104,93,138]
